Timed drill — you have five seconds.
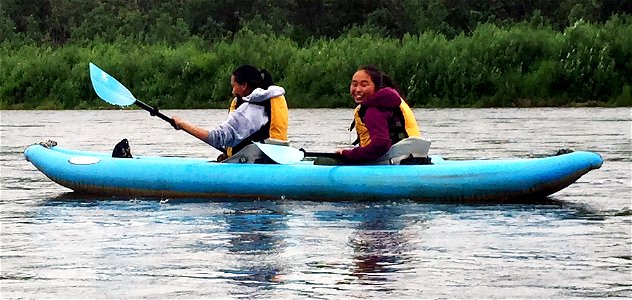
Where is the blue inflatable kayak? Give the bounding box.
[24,143,602,202]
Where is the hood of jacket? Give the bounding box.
[242,85,285,103]
[361,87,401,108]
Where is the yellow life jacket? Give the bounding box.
[226,95,288,156]
[353,100,420,147]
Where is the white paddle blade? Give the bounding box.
[89,62,137,106]
[253,142,305,165]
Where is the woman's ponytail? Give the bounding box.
[260,69,274,89]
[232,65,275,90]
[357,65,408,103]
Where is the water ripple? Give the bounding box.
[1,108,630,298]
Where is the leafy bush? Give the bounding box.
[1,18,630,109]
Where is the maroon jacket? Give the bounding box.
[341,87,402,163]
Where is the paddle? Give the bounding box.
[90,62,306,163]
[301,150,342,159]
[89,62,230,155]
[255,137,431,165]
[89,62,176,128]
[253,142,342,165]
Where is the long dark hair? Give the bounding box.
[357,65,408,103]
[232,65,274,90]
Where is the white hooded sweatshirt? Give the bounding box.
[205,85,285,148]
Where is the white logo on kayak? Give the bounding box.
[68,156,101,165]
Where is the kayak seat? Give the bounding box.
[372,137,432,165]
[400,155,433,165]
[313,137,433,165]
[221,144,275,164]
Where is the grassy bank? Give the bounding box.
[1,18,631,109]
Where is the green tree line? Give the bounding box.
[1,0,631,109]
[2,0,631,44]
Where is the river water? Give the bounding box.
[1,108,630,298]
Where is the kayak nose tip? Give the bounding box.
[24,144,34,162]
[593,152,604,169]
[585,151,603,169]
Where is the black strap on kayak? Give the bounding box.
[38,140,58,148]
[112,138,133,158]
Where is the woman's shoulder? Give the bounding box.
[243,86,285,103]
[376,87,400,97]
[365,87,401,107]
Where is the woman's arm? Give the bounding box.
[172,115,210,143]
[173,103,268,149]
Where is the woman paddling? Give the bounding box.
[172,65,289,163]
[335,65,422,164]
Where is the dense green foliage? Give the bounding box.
[1,0,631,108]
[2,0,630,44]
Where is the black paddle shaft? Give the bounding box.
[135,99,227,154]
[134,100,177,128]
[299,149,341,159]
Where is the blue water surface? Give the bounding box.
[1,108,630,298]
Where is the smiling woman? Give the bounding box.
[336,65,421,164]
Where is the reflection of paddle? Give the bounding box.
[89,62,176,128]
